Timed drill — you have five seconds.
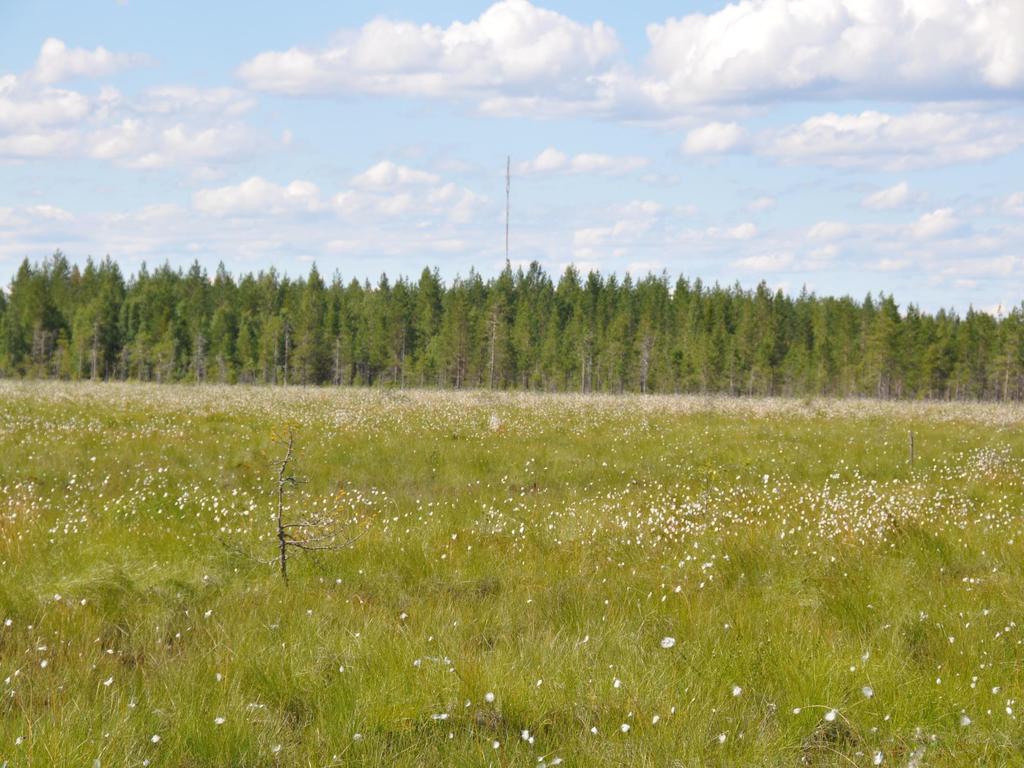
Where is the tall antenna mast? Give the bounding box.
[505,155,510,262]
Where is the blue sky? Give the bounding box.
[1,0,1023,312]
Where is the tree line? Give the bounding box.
[1,251,1023,400]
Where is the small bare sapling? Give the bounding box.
[271,425,360,584]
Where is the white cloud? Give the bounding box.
[805,244,839,268]
[1003,192,1024,216]
[137,86,256,116]
[0,66,264,168]
[707,222,758,240]
[616,200,663,218]
[0,75,90,131]
[332,172,487,224]
[573,218,654,250]
[911,208,959,239]
[426,182,486,223]
[234,0,1024,120]
[352,160,440,188]
[194,177,323,216]
[682,122,743,154]
[941,255,1022,277]
[734,252,794,272]
[0,129,77,159]
[26,204,74,221]
[768,109,1024,170]
[239,0,619,112]
[748,196,776,212]
[517,147,647,175]
[728,222,758,240]
[862,181,910,210]
[872,258,910,272]
[643,0,1024,106]
[519,147,567,173]
[807,220,850,241]
[570,199,664,258]
[89,120,259,169]
[33,37,145,83]
[569,152,647,174]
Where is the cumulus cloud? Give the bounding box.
[807,220,851,241]
[236,0,1024,118]
[333,166,486,224]
[516,147,647,175]
[0,61,263,166]
[1003,192,1024,216]
[872,258,910,272]
[352,160,440,188]
[89,120,260,169]
[941,255,1022,277]
[733,252,794,272]
[748,196,776,212]
[570,199,664,259]
[238,0,619,112]
[0,129,77,159]
[767,109,1024,170]
[33,37,146,83]
[911,208,960,239]
[862,182,911,210]
[194,177,323,216]
[707,222,758,240]
[682,122,744,154]
[643,0,1024,106]
[0,76,90,130]
[137,86,256,116]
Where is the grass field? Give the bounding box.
[2,383,1024,766]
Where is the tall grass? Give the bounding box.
[1,382,1023,765]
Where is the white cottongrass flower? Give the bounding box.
[960,714,972,727]
[103,676,114,687]
[484,691,495,703]
[660,636,676,649]
[873,751,884,765]
[731,685,742,697]
[214,716,226,725]
[862,685,874,698]
[492,740,500,749]
[717,732,727,744]
[824,709,838,722]
[150,735,160,744]
[619,723,630,733]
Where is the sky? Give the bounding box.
[1,0,1023,313]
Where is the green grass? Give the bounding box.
[2,382,1024,766]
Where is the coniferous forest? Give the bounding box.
[2,251,1023,399]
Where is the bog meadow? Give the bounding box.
[2,382,1024,766]
[4,1,1024,766]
